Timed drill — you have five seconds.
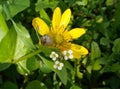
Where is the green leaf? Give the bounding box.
[17,60,30,75]
[0,63,11,71]
[113,0,120,29]
[96,22,110,37]
[96,16,103,23]
[64,61,74,71]
[40,8,51,23]
[100,37,110,46]
[90,41,101,61]
[40,56,68,85]
[76,65,83,79]
[64,61,75,79]
[70,85,82,89]
[14,31,30,75]
[11,22,35,74]
[11,20,35,50]
[87,65,92,74]
[2,1,12,20]
[93,59,102,70]
[75,0,88,6]
[8,0,30,17]
[110,63,120,72]
[26,56,39,71]
[0,29,17,63]
[14,36,28,59]
[25,80,47,89]
[106,0,114,6]
[40,61,52,73]
[1,81,18,89]
[0,11,9,41]
[35,0,59,11]
[112,38,120,53]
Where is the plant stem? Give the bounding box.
[12,49,41,63]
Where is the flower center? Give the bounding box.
[55,34,64,44]
[57,63,60,67]
[66,52,70,57]
[53,54,57,58]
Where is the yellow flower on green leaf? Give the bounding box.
[32,7,88,58]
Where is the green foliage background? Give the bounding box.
[0,0,120,89]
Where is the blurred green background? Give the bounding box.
[0,0,120,89]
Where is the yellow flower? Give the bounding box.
[32,7,88,58]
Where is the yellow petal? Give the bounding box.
[69,28,86,39]
[59,8,71,29]
[32,17,49,35]
[52,7,61,31]
[71,44,88,58]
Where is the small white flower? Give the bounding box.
[50,51,59,61]
[53,61,64,70]
[63,50,73,60]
